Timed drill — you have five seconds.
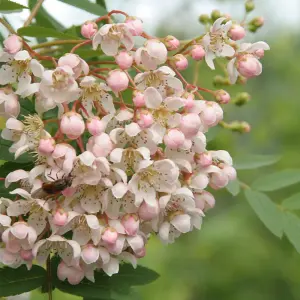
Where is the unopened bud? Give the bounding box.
[245,0,255,13]
[213,75,230,87]
[199,14,210,24]
[252,17,264,28]
[236,76,247,85]
[215,90,230,104]
[229,121,251,133]
[233,92,251,106]
[211,10,221,21]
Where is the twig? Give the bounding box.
[89,71,107,81]
[0,18,17,34]
[32,40,83,50]
[24,0,44,27]
[70,40,92,53]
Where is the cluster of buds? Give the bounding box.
[0,7,268,285]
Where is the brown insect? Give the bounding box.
[32,171,73,199]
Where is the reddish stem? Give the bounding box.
[70,40,92,53]
[95,15,110,23]
[124,70,136,88]
[91,67,112,72]
[76,136,85,153]
[79,103,90,118]
[0,177,5,180]
[90,71,107,81]
[87,61,117,66]
[108,10,129,17]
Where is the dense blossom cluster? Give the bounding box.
[0,9,269,284]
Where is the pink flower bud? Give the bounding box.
[81,21,98,39]
[138,201,160,221]
[174,54,188,70]
[87,133,113,157]
[237,54,262,78]
[195,152,212,167]
[215,90,230,104]
[60,112,85,140]
[86,116,105,136]
[125,17,143,36]
[164,129,185,149]
[180,113,201,138]
[20,249,33,261]
[222,165,237,181]
[53,209,68,226]
[194,191,215,211]
[102,227,118,244]
[191,45,205,61]
[182,94,195,110]
[135,247,146,258]
[228,24,246,41]
[0,89,20,117]
[107,69,129,93]
[3,35,22,54]
[254,49,265,59]
[165,35,180,50]
[121,214,139,236]
[115,51,133,69]
[133,91,145,108]
[38,138,55,155]
[210,172,229,189]
[137,110,154,129]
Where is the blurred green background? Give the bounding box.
[2,0,300,299]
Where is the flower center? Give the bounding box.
[52,70,70,89]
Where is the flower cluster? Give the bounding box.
[0,8,269,285]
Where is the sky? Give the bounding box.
[1,0,299,37]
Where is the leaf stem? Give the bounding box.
[24,0,44,27]
[46,255,52,300]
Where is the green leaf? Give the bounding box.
[20,98,36,115]
[96,0,107,9]
[18,26,79,40]
[233,154,281,170]
[283,212,300,253]
[0,161,34,177]
[0,0,28,13]
[226,179,241,196]
[0,265,46,297]
[282,192,300,210]
[244,189,283,238]
[252,169,300,192]
[28,0,65,31]
[57,0,107,16]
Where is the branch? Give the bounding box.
[0,18,16,34]
[32,40,83,50]
[24,0,44,27]
[46,255,52,300]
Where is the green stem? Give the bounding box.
[46,256,52,300]
[32,39,83,50]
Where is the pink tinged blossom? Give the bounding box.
[180,113,201,139]
[210,171,229,189]
[57,261,84,285]
[53,209,68,226]
[125,17,143,36]
[215,90,230,104]
[87,133,113,157]
[194,191,215,211]
[136,110,154,129]
[133,91,145,108]
[228,24,246,41]
[164,129,185,149]
[86,117,105,136]
[51,143,76,173]
[121,214,139,236]
[174,54,188,70]
[165,35,180,50]
[115,51,133,69]
[20,249,34,261]
[191,45,205,61]
[222,165,237,181]
[195,152,212,167]
[81,244,100,264]
[106,69,129,93]
[81,21,98,39]
[254,49,265,59]
[237,54,262,78]
[0,89,20,117]
[102,227,118,245]
[138,200,160,221]
[135,39,168,70]
[93,23,134,56]
[0,249,22,268]
[4,35,22,54]
[58,53,89,79]
[38,137,55,155]
[60,112,85,140]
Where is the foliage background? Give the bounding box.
[1,0,300,299]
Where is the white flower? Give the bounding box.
[80,76,115,116]
[32,235,81,265]
[227,41,270,83]
[93,23,134,56]
[128,159,179,207]
[0,50,44,97]
[0,89,20,118]
[202,17,235,69]
[135,39,167,70]
[158,187,204,243]
[134,66,183,97]
[39,66,81,105]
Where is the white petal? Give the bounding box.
[205,51,216,70]
[110,148,123,163]
[171,214,191,233]
[5,170,28,188]
[30,59,44,77]
[112,182,128,199]
[103,257,119,276]
[79,151,96,166]
[125,122,141,137]
[221,44,235,57]
[144,87,162,109]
